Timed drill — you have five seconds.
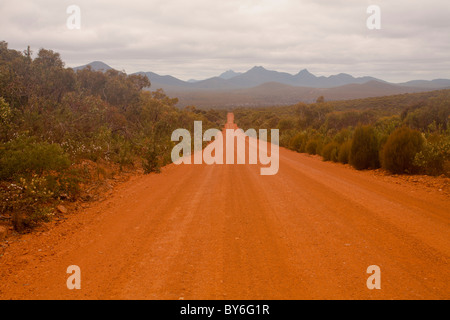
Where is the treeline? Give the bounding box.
[0,41,226,230]
[234,92,450,176]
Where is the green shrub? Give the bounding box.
[349,125,380,170]
[277,118,296,130]
[22,206,55,229]
[0,136,71,179]
[322,142,340,162]
[381,127,424,174]
[45,169,83,200]
[338,140,352,164]
[0,175,55,231]
[279,130,294,149]
[289,132,307,152]
[0,97,12,136]
[377,133,390,152]
[413,135,450,176]
[305,139,320,155]
[142,147,161,173]
[333,128,352,144]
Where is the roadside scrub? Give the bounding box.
[234,91,450,177]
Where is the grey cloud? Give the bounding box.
[0,0,449,82]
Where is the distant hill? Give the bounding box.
[73,61,450,107]
[134,71,187,87]
[73,61,113,72]
[398,79,450,88]
[167,81,438,108]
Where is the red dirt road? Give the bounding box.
[0,117,449,299]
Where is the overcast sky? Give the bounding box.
[1,0,449,82]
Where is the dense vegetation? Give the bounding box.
[0,41,226,230]
[234,92,450,176]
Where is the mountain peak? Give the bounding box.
[296,68,315,77]
[298,68,311,74]
[219,69,242,80]
[249,66,267,71]
[73,61,113,72]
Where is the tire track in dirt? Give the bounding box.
[0,115,449,299]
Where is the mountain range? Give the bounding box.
[72,61,450,107]
[132,66,385,91]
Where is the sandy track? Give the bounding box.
[0,118,449,299]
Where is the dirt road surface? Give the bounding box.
[0,114,449,299]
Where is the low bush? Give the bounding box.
[322,142,340,162]
[305,139,320,155]
[338,140,352,164]
[349,125,380,170]
[333,128,352,144]
[0,175,55,231]
[289,132,307,152]
[0,136,70,179]
[142,147,161,173]
[380,127,424,174]
[413,135,450,176]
